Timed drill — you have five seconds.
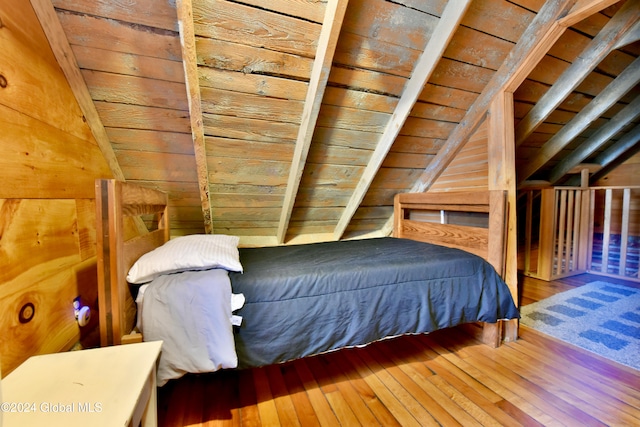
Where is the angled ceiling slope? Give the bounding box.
[33,0,640,244]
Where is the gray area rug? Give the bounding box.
[520,281,639,371]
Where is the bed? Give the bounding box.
[95,179,519,385]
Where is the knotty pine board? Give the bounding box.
[0,8,92,143]
[0,200,81,374]
[0,105,111,199]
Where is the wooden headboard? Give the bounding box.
[95,179,169,346]
[95,179,514,347]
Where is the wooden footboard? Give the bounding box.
[394,190,515,346]
[96,179,516,348]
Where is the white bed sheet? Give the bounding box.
[136,268,244,385]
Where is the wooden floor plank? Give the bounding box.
[443,334,607,427]
[201,371,237,427]
[501,335,640,424]
[157,273,640,427]
[400,336,527,427]
[237,369,261,427]
[513,329,640,412]
[423,335,564,426]
[494,399,546,427]
[367,343,458,427]
[342,348,423,427]
[252,367,280,426]
[473,335,637,426]
[291,358,341,427]
[279,363,321,427]
[331,348,402,426]
[323,390,361,426]
[518,326,640,394]
[374,338,476,427]
[264,364,302,427]
[315,353,383,426]
[183,374,205,426]
[408,336,505,405]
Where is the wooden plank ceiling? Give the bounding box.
[34,0,639,245]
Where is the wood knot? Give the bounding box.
[19,302,35,323]
[0,74,7,89]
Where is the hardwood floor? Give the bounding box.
[157,273,640,426]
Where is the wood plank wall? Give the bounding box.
[429,121,490,193]
[0,0,114,374]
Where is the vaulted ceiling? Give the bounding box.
[32,0,639,245]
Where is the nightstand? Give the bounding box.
[1,341,162,426]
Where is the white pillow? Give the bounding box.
[127,234,243,284]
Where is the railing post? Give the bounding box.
[524,190,533,275]
[576,188,590,271]
[538,188,556,280]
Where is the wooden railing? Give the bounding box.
[588,186,640,281]
[521,187,590,280]
[520,185,639,282]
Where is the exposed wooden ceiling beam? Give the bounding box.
[613,19,640,51]
[332,0,472,240]
[548,95,640,184]
[276,0,349,244]
[594,122,640,167]
[176,0,212,234]
[379,1,581,236]
[514,0,639,147]
[588,126,640,184]
[30,0,124,181]
[559,0,623,28]
[406,0,579,199]
[518,56,640,184]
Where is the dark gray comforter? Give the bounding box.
[230,237,519,368]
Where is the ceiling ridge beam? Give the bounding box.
[30,0,124,182]
[548,95,640,184]
[276,0,349,244]
[332,0,472,241]
[380,0,580,236]
[176,0,212,233]
[515,0,640,146]
[518,56,640,184]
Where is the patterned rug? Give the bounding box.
[520,281,640,371]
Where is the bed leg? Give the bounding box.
[481,322,502,348]
[502,319,519,343]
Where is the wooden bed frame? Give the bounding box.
[96,179,517,350]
